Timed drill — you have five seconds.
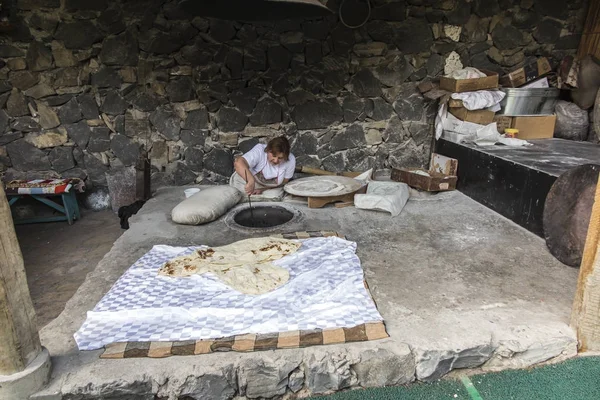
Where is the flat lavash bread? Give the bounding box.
[212,263,289,295]
[158,237,300,295]
[171,186,242,225]
[201,237,301,264]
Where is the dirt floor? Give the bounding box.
[15,210,123,328]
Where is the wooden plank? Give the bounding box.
[307,192,356,209]
[584,0,600,33]
[0,184,42,374]
[578,0,600,58]
[340,171,363,178]
[295,166,366,178]
[571,174,600,351]
[306,185,367,208]
[296,166,336,176]
[135,152,151,201]
[595,89,600,139]
[578,34,600,59]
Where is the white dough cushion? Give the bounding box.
[355,181,410,217]
[172,186,242,225]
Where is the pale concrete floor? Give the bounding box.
[16,210,123,328]
[34,187,581,398]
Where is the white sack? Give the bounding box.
[355,181,410,217]
[442,131,475,144]
[473,123,501,146]
[435,102,446,140]
[446,67,486,79]
[498,136,531,146]
[451,90,506,110]
[471,123,531,147]
[172,185,242,225]
[442,112,484,135]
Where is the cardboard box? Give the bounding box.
[500,58,552,88]
[521,77,550,88]
[440,69,499,93]
[430,153,458,175]
[448,98,464,108]
[511,115,556,139]
[391,153,458,192]
[448,106,495,124]
[493,115,556,139]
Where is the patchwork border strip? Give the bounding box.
[99,230,389,359]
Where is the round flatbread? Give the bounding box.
[212,263,290,295]
[158,237,300,294]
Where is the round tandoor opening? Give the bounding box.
[233,206,294,228]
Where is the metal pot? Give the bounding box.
[499,87,560,116]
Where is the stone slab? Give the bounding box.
[35,189,579,399]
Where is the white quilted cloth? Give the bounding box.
[74,237,383,350]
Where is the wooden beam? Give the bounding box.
[578,0,600,59]
[571,174,600,351]
[135,151,151,202]
[0,184,41,375]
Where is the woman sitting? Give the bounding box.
[230,136,296,201]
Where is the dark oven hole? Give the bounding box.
[233,206,294,228]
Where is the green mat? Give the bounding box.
[311,380,470,400]
[311,356,600,400]
[474,356,600,400]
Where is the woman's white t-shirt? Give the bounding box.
[242,144,296,185]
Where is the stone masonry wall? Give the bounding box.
[0,0,587,198]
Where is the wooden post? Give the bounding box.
[571,174,600,351]
[0,184,42,375]
[135,150,151,202]
[578,0,600,59]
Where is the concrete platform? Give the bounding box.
[34,187,579,399]
[437,139,600,237]
[445,138,600,178]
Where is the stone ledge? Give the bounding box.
[32,332,577,400]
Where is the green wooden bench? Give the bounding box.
[4,179,82,225]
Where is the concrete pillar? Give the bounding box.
[0,184,51,398]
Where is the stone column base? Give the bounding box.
[0,347,51,399]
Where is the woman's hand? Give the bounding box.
[245,178,255,195]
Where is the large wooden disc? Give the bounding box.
[284,176,363,197]
[543,164,600,267]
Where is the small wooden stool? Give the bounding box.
[306,185,367,209]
